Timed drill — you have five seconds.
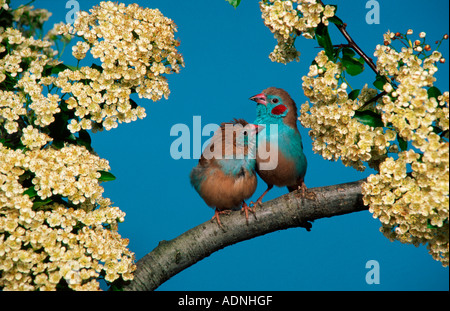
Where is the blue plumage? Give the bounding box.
[249,87,308,204]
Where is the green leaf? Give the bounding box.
[353,110,384,128]
[0,134,26,150]
[66,65,78,71]
[131,30,139,40]
[66,133,77,143]
[47,111,70,141]
[129,98,138,109]
[23,186,38,198]
[397,134,408,151]
[432,125,443,135]
[328,16,343,26]
[315,23,334,60]
[341,55,364,76]
[426,219,444,230]
[342,47,355,58]
[59,99,69,112]
[51,63,72,75]
[427,86,442,99]
[427,223,437,229]
[332,47,341,60]
[98,170,116,182]
[225,0,241,8]
[348,89,360,100]
[33,197,53,208]
[42,63,74,77]
[432,125,448,139]
[373,74,388,90]
[90,63,103,72]
[76,129,93,151]
[0,72,18,91]
[108,278,130,291]
[356,56,365,65]
[52,140,65,149]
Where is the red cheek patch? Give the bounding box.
[271,105,287,115]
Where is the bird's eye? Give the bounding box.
[243,131,248,136]
[271,98,279,104]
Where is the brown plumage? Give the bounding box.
[195,165,257,211]
[256,146,302,188]
[190,119,263,226]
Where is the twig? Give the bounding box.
[318,0,378,75]
[359,91,387,110]
[335,23,378,74]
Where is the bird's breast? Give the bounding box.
[217,158,256,177]
[195,166,257,209]
[256,126,307,187]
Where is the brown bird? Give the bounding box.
[190,119,264,226]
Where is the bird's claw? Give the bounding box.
[296,184,316,200]
[305,191,316,200]
[250,200,262,208]
[211,209,231,228]
[241,202,257,224]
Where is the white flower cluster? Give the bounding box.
[0,143,135,290]
[260,0,335,63]
[362,36,449,266]
[300,32,449,266]
[300,51,394,171]
[0,1,185,290]
[55,1,184,132]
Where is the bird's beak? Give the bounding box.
[254,125,265,134]
[249,93,267,105]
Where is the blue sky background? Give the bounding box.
[20,0,449,290]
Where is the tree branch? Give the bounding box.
[317,0,378,74]
[123,179,368,291]
[334,22,379,74]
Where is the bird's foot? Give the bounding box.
[249,199,262,209]
[251,185,273,209]
[241,202,257,224]
[211,209,231,228]
[297,183,316,200]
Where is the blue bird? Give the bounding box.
[190,119,264,226]
[249,87,309,205]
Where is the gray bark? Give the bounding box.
[123,179,368,291]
